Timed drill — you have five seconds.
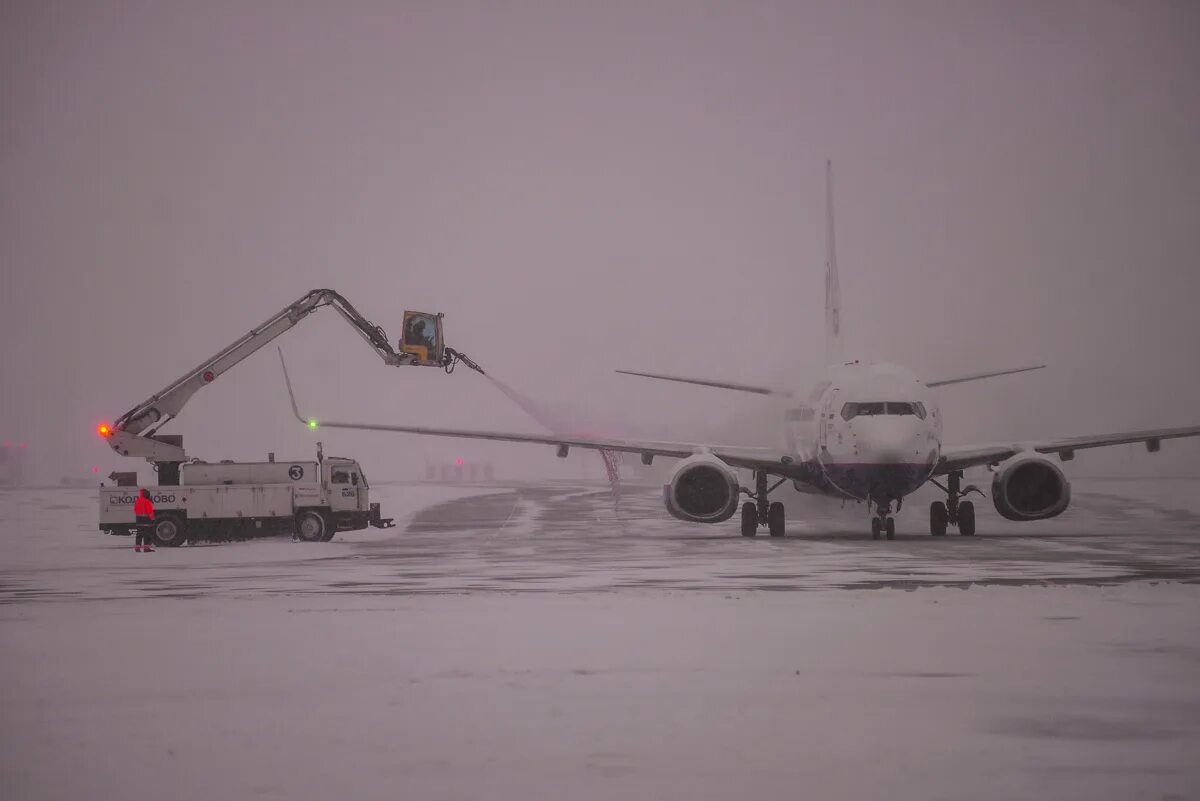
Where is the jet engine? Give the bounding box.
[991,456,1071,521]
[663,454,741,524]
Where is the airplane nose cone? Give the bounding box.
[853,419,923,463]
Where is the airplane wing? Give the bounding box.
[302,418,804,475]
[936,424,1200,474]
[280,350,806,477]
[619,364,1047,394]
[925,364,1046,388]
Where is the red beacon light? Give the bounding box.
[98,423,112,438]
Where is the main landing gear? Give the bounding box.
[740,471,786,538]
[928,470,980,537]
[870,499,897,540]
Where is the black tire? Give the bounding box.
[295,509,327,543]
[320,513,337,542]
[767,502,785,538]
[151,515,187,548]
[958,501,976,536]
[885,518,896,540]
[871,518,881,540]
[740,502,757,537]
[930,502,948,536]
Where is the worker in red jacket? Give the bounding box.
[133,488,155,553]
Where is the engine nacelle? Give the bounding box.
[991,456,1071,521]
[663,454,740,524]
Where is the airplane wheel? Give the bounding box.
[958,501,976,536]
[871,518,881,540]
[767,502,785,537]
[885,518,895,540]
[740,502,757,537]
[930,502,948,536]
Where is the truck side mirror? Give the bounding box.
[399,311,445,365]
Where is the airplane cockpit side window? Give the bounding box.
[884,402,927,418]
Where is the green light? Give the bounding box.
[308,419,318,429]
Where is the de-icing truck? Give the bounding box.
[98,446,388,544]
[96,289,484,546]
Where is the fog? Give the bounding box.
[3,0,1199,485]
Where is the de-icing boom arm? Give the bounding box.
[103,288,482,463]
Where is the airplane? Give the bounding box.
[281,161,1200,539]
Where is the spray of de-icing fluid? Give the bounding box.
[484,374,625,518]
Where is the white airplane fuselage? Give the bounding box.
[787,361,942,504]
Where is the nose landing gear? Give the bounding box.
[929,471,981,536]
[740,471,787,538]
[870,498,897,540]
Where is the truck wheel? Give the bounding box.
[320,514,337,542]
[152,516,187,547]
[295,510,327,543]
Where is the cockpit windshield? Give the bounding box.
[841,401,927,421]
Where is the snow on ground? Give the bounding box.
[4,587,1198,801]
[1,479,1198,800]
[0,483,506,601]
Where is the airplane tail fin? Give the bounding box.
[824,160,843,366]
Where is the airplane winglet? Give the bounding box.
[277,347,309,425]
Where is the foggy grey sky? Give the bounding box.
[3,0,1199,483]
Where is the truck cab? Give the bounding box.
[323,456,372,525]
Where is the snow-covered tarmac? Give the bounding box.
[2,479,1199,800]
